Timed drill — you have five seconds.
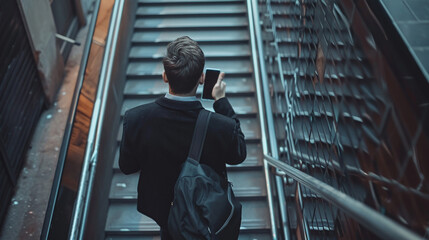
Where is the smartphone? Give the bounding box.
[202,68,220,100]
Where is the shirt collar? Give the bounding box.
[156,96,203,111]
[165,93,199,102]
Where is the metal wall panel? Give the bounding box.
[0,0,45,226]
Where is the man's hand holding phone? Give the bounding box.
[212,72,226,101]
[202,68,226,101]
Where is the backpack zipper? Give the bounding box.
[215,183,235,235]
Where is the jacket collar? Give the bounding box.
[156,96,203,111]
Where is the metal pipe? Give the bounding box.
[246,0,278,239]
[264,154,424,240]
[40,0,102,238]
[251,0,290,239]
[55,33,81,46]
[69,0,122,239]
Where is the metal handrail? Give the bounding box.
[40,0,102,238]
[249,0,292,238]
[246,0,279,239]
[264,154,423,240]
[69,0,123,239]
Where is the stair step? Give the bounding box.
[272,95,365,123]
[139,0,244,4]
[287,199,336,232]
[126,59,252,77]
[123,76,255,97]
[281,140,363,171]
[136,4,245,16]
[105,199,271,233]
[270,76,378,101]
[259,3,315,16]
[273,115,365,150]
[134,16,247,30]
[109,169,267,199]
[103,0,275,238]
[132,29,249,44]
[129,43,250,60]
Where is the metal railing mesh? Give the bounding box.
[258,0,429,238]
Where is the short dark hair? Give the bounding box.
[163,36,205,94]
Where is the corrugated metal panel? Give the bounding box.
[0,0,45,225]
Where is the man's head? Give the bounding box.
[162,36,205,95]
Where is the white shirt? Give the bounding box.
[165,93,199,102]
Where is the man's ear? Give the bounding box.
[199,73,205,85]
[162,71,168,83]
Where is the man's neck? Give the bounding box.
[168,88,196,97]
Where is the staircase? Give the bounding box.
[104,0,273,239]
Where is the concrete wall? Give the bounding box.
[17,0,65,105]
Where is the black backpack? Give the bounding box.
[168,110,242,240]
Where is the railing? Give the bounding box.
[68,0,124,239]
[263,154,422,240]
[247,0,286,239]
[41,0,102,238]
[248,0,294,239]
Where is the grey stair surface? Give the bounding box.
[129,43,251,60]
[103,0,272,239]
[126,59,253,77]
[124,76,255,96]
[132,29,249,44]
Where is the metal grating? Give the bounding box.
[0,0,45,226]
[259,0,428,238]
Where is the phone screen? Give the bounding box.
[202,68,220,100]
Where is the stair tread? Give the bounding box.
[132,29,249,43]
[135,16,247,29]
[273,116,364,149]
[137,5,245,16]
[287,199,336,231]
[109,169,267,199]
[123,76,255,96]
[129,43,251,59]
[126,59,252,77]
[105,200,271,232]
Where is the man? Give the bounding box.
[119,36,246,239]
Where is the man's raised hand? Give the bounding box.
[212,72,226,101]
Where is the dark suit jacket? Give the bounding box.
[119,97,246,227]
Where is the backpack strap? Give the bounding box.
[188,110,212,162]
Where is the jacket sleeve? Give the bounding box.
[119,111,140,174]
[213,98,247,165]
